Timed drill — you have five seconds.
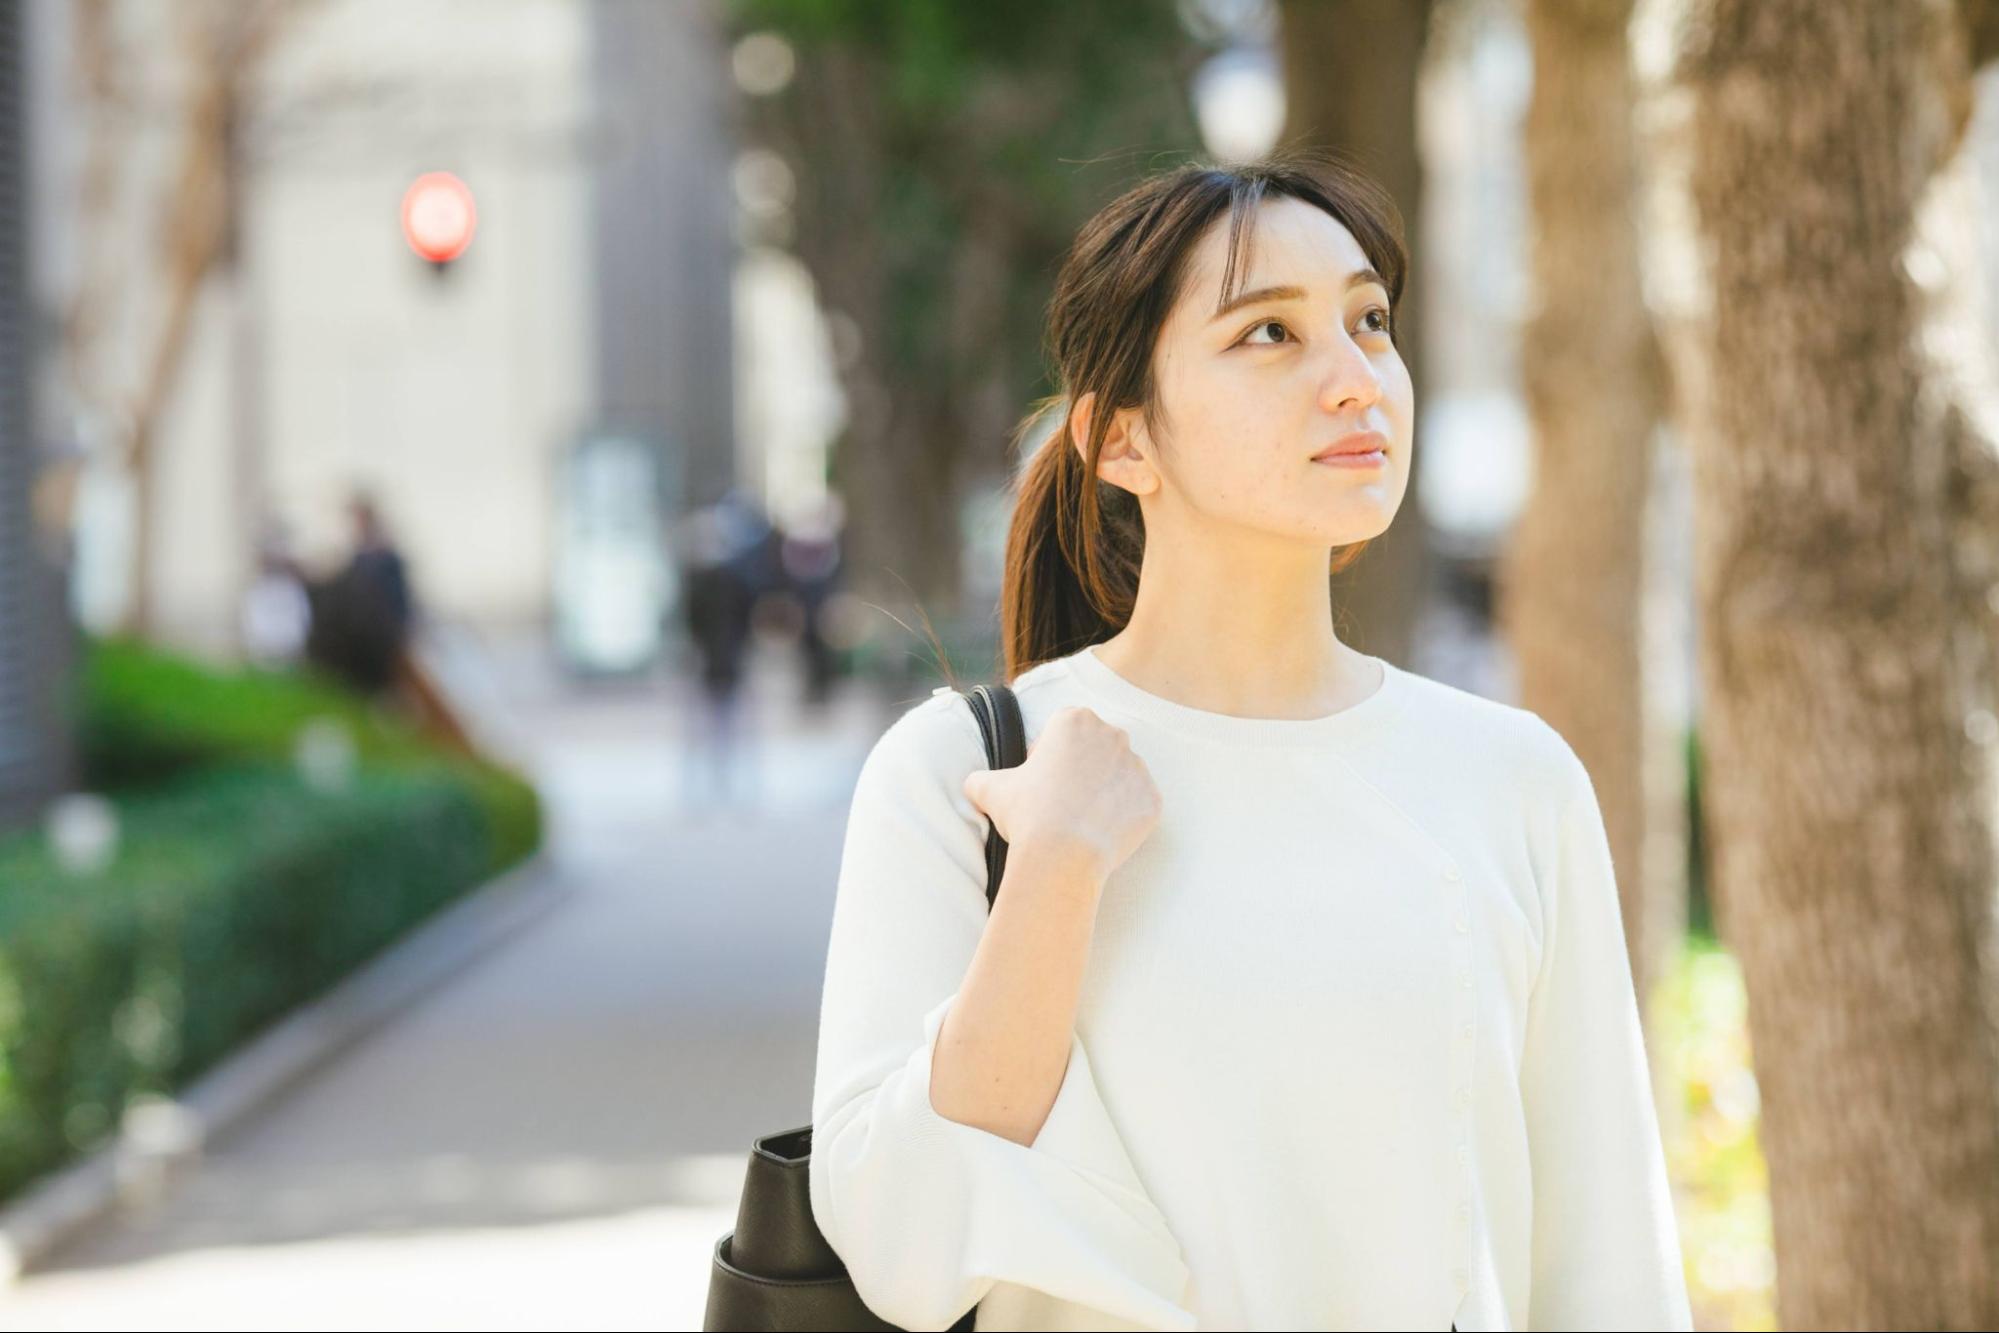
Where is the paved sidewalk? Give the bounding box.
[0,630,913,1331]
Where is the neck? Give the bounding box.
[1093,537,1378,722]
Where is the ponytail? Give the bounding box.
[996,398,1144,681]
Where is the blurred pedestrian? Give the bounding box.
[342,490,414,641]
[679,488,775,808]
[300,489,474,755]
[305,491,413,698]
[240,517,312,670]
[778,494,845,708]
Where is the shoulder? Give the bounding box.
[838,691,996,870]
[861,660,1083,810]
[861,688,988,792]
[1386,665,1592,808]
[871,657,1081,765]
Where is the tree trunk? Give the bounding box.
[1499,0,1674,1012]
[117,67,227,640]
[1962,0,1999,67]
[766,43,969,642]
[1676,1,1999,1324]
[1277,0,1435,668]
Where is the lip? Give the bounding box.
[1311,430,1389,467]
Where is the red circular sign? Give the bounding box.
[401,171,477,263]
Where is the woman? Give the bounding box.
[808,152,1692,1332]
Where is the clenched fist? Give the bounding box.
[962,705,1162,885]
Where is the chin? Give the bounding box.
[1326,504,1398,545]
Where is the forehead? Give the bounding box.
[1176,196,1371,316]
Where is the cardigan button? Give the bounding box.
[1453,911,1470,933]
[1444,865,1461,882]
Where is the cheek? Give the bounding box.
[1199,427,1319,520]
[1385,356,1416,428]
[1156,371,1259,469]
[1179,393,1290,489]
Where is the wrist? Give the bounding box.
[1005,838,1110,897]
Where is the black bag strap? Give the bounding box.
[960,682,1025,913]
[704,681,1025,1333]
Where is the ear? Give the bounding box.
[1068,391,1159,498]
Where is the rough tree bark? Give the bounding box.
[1498,0,1674,1013]
[1675,1,1999,1324]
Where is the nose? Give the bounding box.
[1316,327,1383,415]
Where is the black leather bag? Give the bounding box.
[704,682,1026,1333]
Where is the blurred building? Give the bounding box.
[27,0,739,659]
[3,0,72,828]
[590,0,736,517]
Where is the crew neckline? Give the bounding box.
[1061,641,1405,748]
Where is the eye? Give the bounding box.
[1233,307,1395,349]
[1235,317,1294,348]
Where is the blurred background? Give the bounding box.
[2,0,1998,1328]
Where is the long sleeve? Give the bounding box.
[809,694,1196,1332]
[1519,734,1694,1331]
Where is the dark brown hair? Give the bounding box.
[979,149,1410,685]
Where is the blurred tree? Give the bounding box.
[1274,0,1435,668]
[1498,1,1675,1019]
[0,0,73,830]
[58,0,321,639]
[1966,0,1999,66]
[723,0,1212,640]
[1674,0,1999,1324]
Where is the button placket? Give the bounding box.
[1443,857,1477,1266]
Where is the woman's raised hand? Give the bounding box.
[961,706,1162,886]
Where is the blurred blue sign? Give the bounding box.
[552,432,674,676]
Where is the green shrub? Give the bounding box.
[0,636,545,1204]
[73,634,540,875]
[0,763,497,1202]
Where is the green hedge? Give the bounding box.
[0,637,544,1204]
[75,635,540,871]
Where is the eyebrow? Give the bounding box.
[1208,268,1389,323]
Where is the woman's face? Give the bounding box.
[1103,196,1413,550]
